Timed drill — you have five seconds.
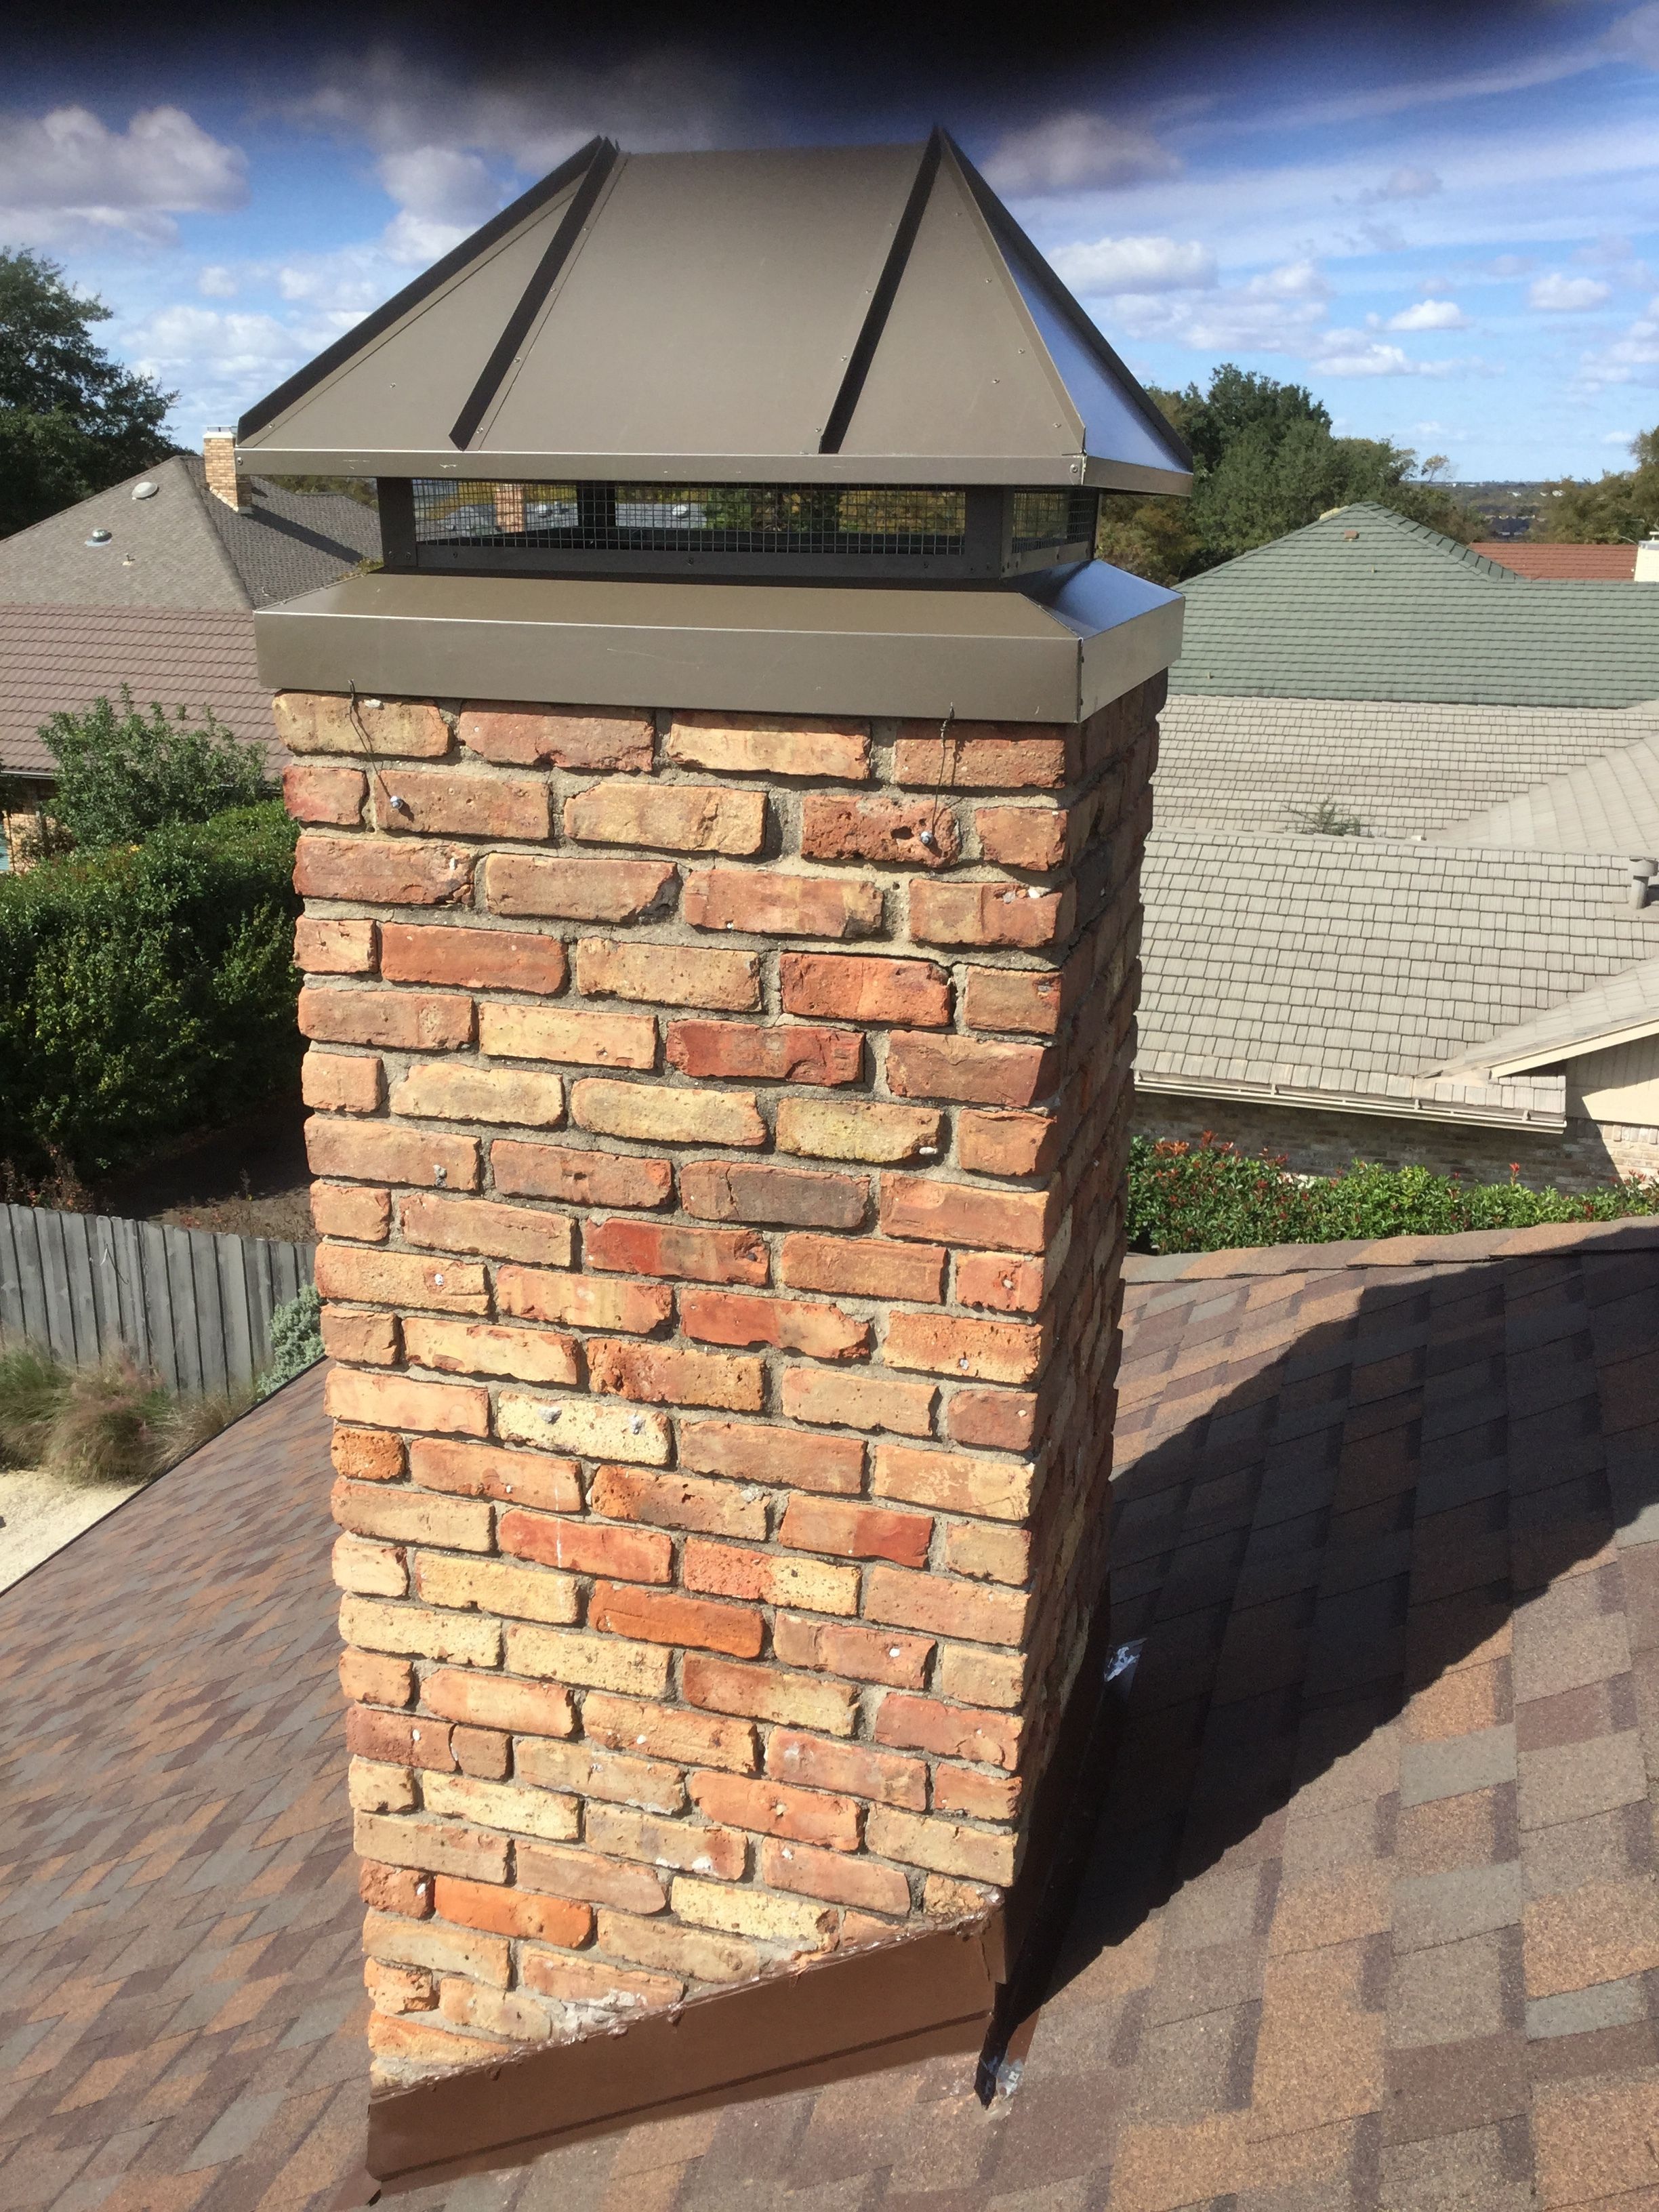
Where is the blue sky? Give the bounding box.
[7,2,1659,480]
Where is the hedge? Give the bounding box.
[0,802,302,1184]
[1128,1133,1659,1255]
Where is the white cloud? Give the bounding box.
[1047,234,1216,295]
[981,112,1182,197]
[1366,165,1443,202]
[1314,337,1425,377]
[0,104,247,247]
[377,145,501,228]
[1246,259,1330,301]
[1104,260,1331,353]
[1387,300,1469,331]
[1577,298,1659,386]
[1530,271,1614,310]
[197,264,238,298]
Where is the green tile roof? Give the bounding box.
[1170,502,1659,708]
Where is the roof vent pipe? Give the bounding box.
[1629,857,1656,908]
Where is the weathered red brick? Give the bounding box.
[494,1264,672,1335]
[929,1767,1020,1822]
[588,1338,766,1412]
[370,766,549,842]
[958,1109,1062,1177]
[961,966,1063,1037]
[399,1193,574,1267]
[333,1427,406,1482]
[491,1141,672,1210]
[909,879,1072,949]
[772,1614,933,1689]
[359,1858,433,1917]
[972,804,1071,870]
[326,1370,491,1437]
[886,1034,1057,1109]
[884,1311,1046,1385]
[347,1707,456,1772]
[285,760,366,824]
[778,1234,945,1303]
[872,1441,1033,1520]
[380,923,567,995]
[299,985,472,1051]
[879,1176,1054,1253]
[665,713,869,780]
[499,1505,672,1584]
[421,1666,575,1738]
[314,1242,489,1315]
[590,1464,769,1539]
[275,693,448,760]
[665,1021,863,1088]
[682,869,882,940]
[943,1387,1037,1452]
[680,1539,859,1616]
[483,853,676,922]
[678,1160,867,1230]
[565,784,764,854]
[863,1566,1032,1646]
[342,1649,415,1706]
[678,1288,869,1361]
[586,1218,767,1285]
[688,1771,860,1850]
[294,915,377,974]
[893,724,1076,790]
[312,1182,392,1242]
[778,1495,932,1568]
[800,794,960,869]
[760,1837,909,1917]
[402,1316,579,1385]
[459,704,653,773]
[588,1582,764,1658]
[677,1419,864,1497]
[779,952,950,1027]
[409,1437,581,1513]
[513,1842,667,1914]
[302,1050,384,1115]
[581,1693,758,1776]
[682,1654,859,1735]
[872,1693,1023,1769]
[764,1731,927,1809]
[432,1874,593,1948]
[294,834,473,907]
[955,1252,1045,1315]
[306,1118,480,1191]
[779,1368,935,1437]
[322,1309,400,1366]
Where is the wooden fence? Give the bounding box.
[0,1205,314,1397]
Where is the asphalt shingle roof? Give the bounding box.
[1435,729,1659,858]
[1436,953,1659,1076]
[1170,503,1659,708]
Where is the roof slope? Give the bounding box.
[1434,726,1659,856]
[1473,539,1639,579]
[1171,502,1659,707]
[1436,951,1659,1075]
[237,136,1189,491]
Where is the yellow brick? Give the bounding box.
[935,1645,1027,1710]
[333,1483,495,1553]
[479,1002,657,1069]
[575,939,762,1012]
[775,1097,943,1164]
[438,1978,552,2041]
[670,1876,837,1950]
[506,1624,673,1698]
[596,1908,760,1984]
[422,1771,580,1843]
[565,783,765,855]
[340,1596,501,1667]
[570,1079,766,1149]
[870,1443,1034,1523]
[414,1552,579,1627]
[348,1757,417,1814]
[352,1810,509,1883]
[403,1317,579,1385]
[516,1736,685,1816]
[865,1807,1016,1886]
[363,1907,510,1986]
[332,1534,408,1597]
[497,1391,672,1464]
[390,1061,565,1128]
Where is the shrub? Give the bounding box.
[1127,1134,1659,1255]
[260,1283,323,1397]
[0,1334,252,1483]
[0,800,302,1183]
[39,687,270,848]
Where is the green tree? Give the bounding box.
[1532,428,1659,543]
[0,249,178,536]
[40,689,270,850]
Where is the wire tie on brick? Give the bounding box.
[434,1165,447,1183]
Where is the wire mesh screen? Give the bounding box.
[1011,489,1099,552]
[412,482,968,556]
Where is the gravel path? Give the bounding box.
[0,1466,147,1593]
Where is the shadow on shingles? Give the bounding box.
[1044,1244,1655,1999]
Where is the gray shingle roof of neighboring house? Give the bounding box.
[1170,502,1659,706]
[1433,729,1659,857]
[1136,830,1659,1130]
[1435,954,1659,1078]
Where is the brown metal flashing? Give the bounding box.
[819,131,943,455]
[365,1913,1002,2195]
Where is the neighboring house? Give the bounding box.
[1472,540,1641,579]
[0,436,378,866]
[1141,502,1659,1185]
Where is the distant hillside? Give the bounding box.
[1453,482,1551,539]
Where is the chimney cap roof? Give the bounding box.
[236,133,1191,495]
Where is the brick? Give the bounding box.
[776,1096,943,1164]
[391,1061,565,1127]
[765,1732,927,1809]
[800,794,960,869]
[586,1218,767,1285]
[295,834,473,907]
[400,1193,575,1267]
[583,1805,747,1881]
[865,1806,1015,1885]
[682,1654,859,1735]
[422,1668,575,1739]
[335,1427,406,1482]
[316,1244,489,1315]
[962,967,1063,1037]
[380,922,567,995]
[935,1645,1026,1708]
[761,1838,910,1917]
[779,1233,946,1304]
[342,1648,416,1706]
[300,985,472,1051]
[506,1624,673,1697]
[437,1980,552,2041]
[348,1706,454,1770]
[589,1580,764,1657]
[597,1909,760,1984]
[682,1538,860,1616]
[517,1736,684,1815]
[323,1311,401,1367]
[944,1388,1037,1453]
[303,1050,384,1115]
[518,1949,682,2008]
[565,783,766,854]
[313,1182,392,1242]
[779,1495,932,1568]
[943,1521,1031,1584]
[910,879,1071,949]
[689,1771,861,1851]
[479,1003,657,1071]
[496,1393,672,1464]
[780,952,951,1027]
[880,1175,1054,1252]
[403,1316,579,1385]
[872,1693,1023,1769]
[678,1418,865,1496]
[495,1265,672,1335]
[933,1769,1020,1822]
[354,1819,510,1888]
[497,1507,672,1584]
[781,1368,936,1437]
[884,1311,1046,1385]
[365,1960,435,2019]
[680,1288,869,1361]
[359,1859,432,1915]
[575,939,761,1012]
[972,804,1069,870]
[571,1078,765,1149]
[423,1771,580,1843]
[367,2012,501,2066]
[371,766,548,842]
[665,713,869,780]
[451,1725,509,1779]
[956,1252,1045,1314]
[414,1553,579,1626]
[872,1442,1033,1521]
[887,1034,1057,1109]
[514,1842,667,1914]
[491,1142,672,1210]
[484,853,676,922]
[459,703,653,773]
[773,1614,934,1689]
[680,1160,867,1230]
[350,1756,415,1814]
[326,1369,491,1437]
[865,1565,1031,1647]
[670,1876,836,1949]
[306,1118,480,1192]
[682,869,882,940]
[409,1437,581,1513]
[588,1337,766,1411]
[276,693,449,759]
[666,1021,863,1088]
[590,1464,770,1540]
[893,725,1073,790]
[958,1108,1061,1176]
[295,915,377,974]
[583,1693,758,1776]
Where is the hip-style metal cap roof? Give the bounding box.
[237,133,1191,495]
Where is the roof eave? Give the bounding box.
[234,447,1191,492]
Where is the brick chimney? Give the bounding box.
[202,429,249,512]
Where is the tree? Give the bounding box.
[39,689,270,850]
[0,249,178,536]
[1532,428,1659,543]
